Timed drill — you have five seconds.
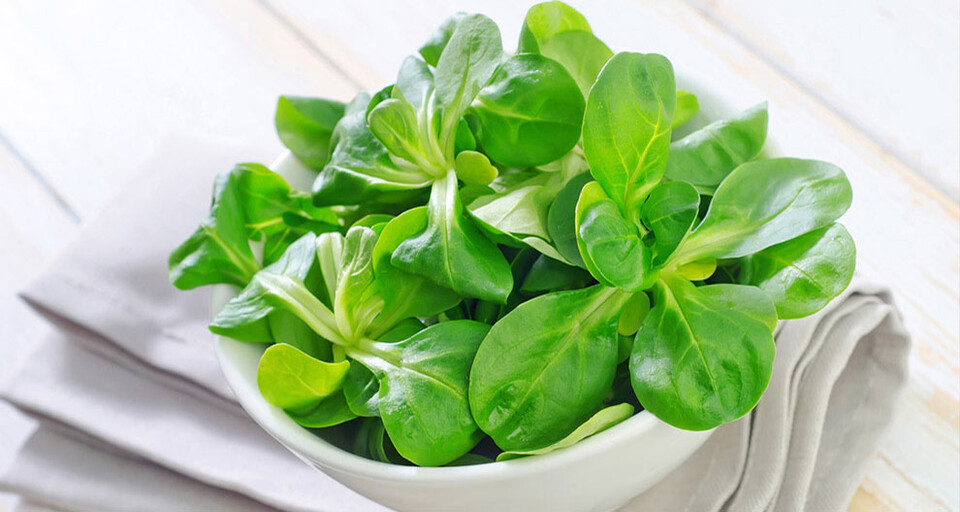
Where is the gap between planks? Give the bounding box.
[677,0,960,205]
[0,128,80,224]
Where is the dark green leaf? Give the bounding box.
[468,54,585,168]
[392,172,513,303]
[630,273,775,430]
[641,181,700,266]
[470,285,626,451]
[496,403,634,460]
[665,103,767,193]
[313,94,432,207]
[678,158,853,262]
[350,321,490,466]
[520,254,592,293]
[343,361,380,417]
[739,223,856,319]
[285,390,357,428]
[370,207,462,331]
[547,171,592,267]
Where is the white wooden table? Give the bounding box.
[0,1,957,510]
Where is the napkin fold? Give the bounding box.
[0,137,910,512]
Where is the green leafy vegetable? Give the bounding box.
[640,181,700,266]
[470,285,626,451]
[497,403,634,460]
[672,90,699,129]
[256,343,350,410]
[518,1,592,53]
[174,1,857,467]
[582,52,676,221]
[666,102,768,193]
[676,158,853,263]
[467,53,585,168]
[392,171,513,303]
[630,273,776,430]
[275,96,345,169]
[739,223,856,318]
[169,170,261,289]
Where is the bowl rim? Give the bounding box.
[213,65,775,483]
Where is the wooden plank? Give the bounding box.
[264,1,960,510]
[0,142,77,293]
[686,0,960,201]
[0,0,359,219]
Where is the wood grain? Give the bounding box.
[0,0,358,218]
[686,0,960,202]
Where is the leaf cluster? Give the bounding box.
[170,1,855,466]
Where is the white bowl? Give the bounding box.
[213,69,771,512]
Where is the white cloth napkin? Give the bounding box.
[0,137,910,512]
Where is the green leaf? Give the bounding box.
[468,54,585,168]
[343,361,380,417]
[630,273,776,430]
[618,291,650,337]
[350,321,490,466]
[739,223,856,319]
[641,181,700,266]
[582,52,676,220]
[575,182,654,292]
[285,390,357,428]
[256,343,350,410]
[520,254,592,293]
[210,233,343,345]
[695,283,778,331]
[275,96,345,169]
[672,90,699,129]
[313,93,432,207]
[518,1,593,53]
[396,56,436,112]
[370,207,462,330]
[418,13,466,67]
[234,163,339,239]
[469,285,626,451]
[334,227,382,341]
[666,103,768,193]
[497,403,634,460]
[169,170,261,289]
[366,98,428,166]
[267,310,331,359]
[455,150,498,186]
[352,418,408,464]
[468,172,553,242]
[434,14,503,158]
[547,171,592,267]
[392,171,513,303]
[678,158,853,262]
[539,30,612,96]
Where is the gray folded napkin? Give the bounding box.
[0,137,910,512]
